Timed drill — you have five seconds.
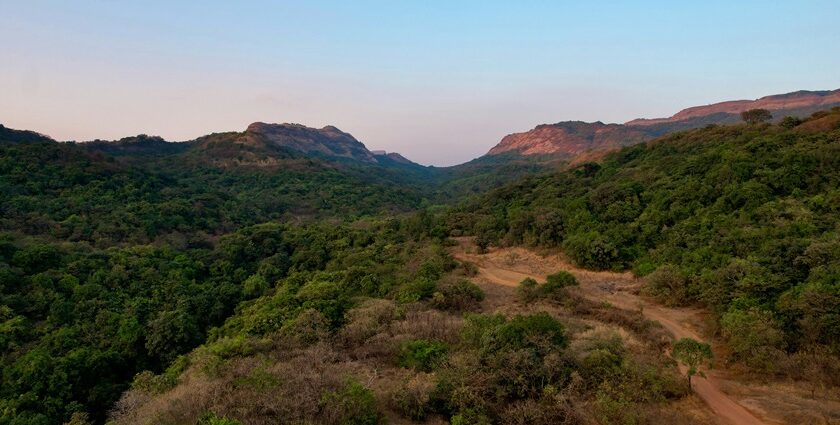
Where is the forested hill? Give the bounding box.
[454,108,840,361]
[2,106,839,424]
[0,131,429,246]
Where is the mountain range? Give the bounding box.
[4,89,838,170]
[487,88,840,159]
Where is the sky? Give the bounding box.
[1,1,839,166]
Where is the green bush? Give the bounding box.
[451,408,492,425]
[196,412,242,425]
[485,313,568,354]
[643,265,690,306]
[545,271,577,288]
[319,380,380,425]
[516,277,539,303]
[541,271,577,300]
[395,278,437,303]
[431,279,484,311]
[398,339,449,372]
[720,307,785,370]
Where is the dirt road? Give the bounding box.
[451,239,771,425]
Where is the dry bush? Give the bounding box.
[783,345,840,397]
[389,372,437,420]
[457,261,479,277]
[390,309,463,344]
[567,293,671,351]
[430,277,484,312]
[278,308,330,347]
[499,396,579,425]
[110,344,381,425]
[339,298,401,347]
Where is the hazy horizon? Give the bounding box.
[2,1,839,166]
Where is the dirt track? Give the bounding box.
[451,239,771,425]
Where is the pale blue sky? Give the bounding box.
[1,1,838,165]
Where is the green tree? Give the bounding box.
[671,337,713,387]
[740,108,772,124]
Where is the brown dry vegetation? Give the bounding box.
[452,238,840,425]
[109,239,706,425]
[107,237,840,425]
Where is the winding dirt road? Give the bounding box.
[451,240,771,425]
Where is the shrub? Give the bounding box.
[517,277,539,303]
[451,408,491,425]
[395,278,437,303]
[196,412,242,425]
[340,299,400,346]
[487,313,568,353]
[500,396,576,425]
[398,339,449,372]
[643,265,690,306]
[242,273,268,298]
[563,231,619,270]
[519,273,576,303]
[720,307,785,370]
[319,380,380,425]
[431,279,484,311]
[541,271,578,300]
[780,116,803,129]
[578,348,623,390]
[390,373,436,420]
[279,308,330,346]
[545,271,577,288]
[459,261,479,277]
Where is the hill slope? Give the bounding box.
[457,108,840,363]
[487,89,840,159]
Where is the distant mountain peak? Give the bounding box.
[244,122,377,163]
[372,150,417,165]
[626,89,840,126]
[487,88,840,158]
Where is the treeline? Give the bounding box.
[0,137,426,247]
[451,109,840,369]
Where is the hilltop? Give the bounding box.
[486,89,840,159]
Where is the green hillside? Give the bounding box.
[455,108,840,363]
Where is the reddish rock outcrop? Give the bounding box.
[487,89,840,158]
[626,89,840,126]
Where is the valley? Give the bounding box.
[1,96,839,425]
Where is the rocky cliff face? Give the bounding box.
[487,89,840,158]
[487,121,652,156]
[245,122,378,163]
[626,89,840,126]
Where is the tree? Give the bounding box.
[671,337,713,387]
[740,108,772,124]
[779,116,802,129]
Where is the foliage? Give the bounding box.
[398,339,449,372]
[671,338,713,387]
[518,273,577,303]
[319,380,380,425]
[196,412,242,425]
[517,277,540,303]
[0,215,451,423]
[741,108,773,124]
[453,111,840,365]
[430,279,484,311]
